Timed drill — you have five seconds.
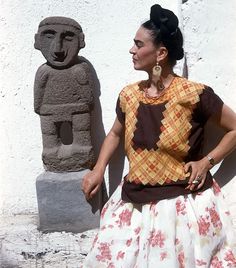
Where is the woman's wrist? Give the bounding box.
[203,155,215,170]
[93,164,106,175]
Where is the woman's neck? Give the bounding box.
[147,67,175,94]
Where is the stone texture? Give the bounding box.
[36,170,100,233]
[34,16,95,172]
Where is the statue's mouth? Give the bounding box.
[52,51,67,62]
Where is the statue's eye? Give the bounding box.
[64,35,74,41]
[42,30,56,39]
[63,31,75,41]
[45,33,55,39]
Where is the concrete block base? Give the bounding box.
[36,170,100,233]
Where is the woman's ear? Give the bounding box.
[156,46,168,62]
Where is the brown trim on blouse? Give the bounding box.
[121,172,213,203]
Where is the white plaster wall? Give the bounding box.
[0,0,179,215]
[182,0,236,225]
[0,0,235,224]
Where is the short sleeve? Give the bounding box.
[116,95,126,124]
[197,86,224,122]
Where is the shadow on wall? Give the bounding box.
[183,57,236,187]
[108,135,125,196]
[203,120,236,187]
[81,57,125,202]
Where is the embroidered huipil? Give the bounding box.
[116,76,224,203]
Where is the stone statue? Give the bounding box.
[34,16,95,172]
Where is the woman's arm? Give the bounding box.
[82,117,124,200]
[185,104,236,190]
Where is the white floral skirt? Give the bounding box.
[82,180,236,268]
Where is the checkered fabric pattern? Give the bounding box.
[119,77,205,185]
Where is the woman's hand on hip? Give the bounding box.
[184,158,211,191]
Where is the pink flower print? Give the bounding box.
[92,234,98,249]
[212,180,221,195]
[160,251,167,261]
[211,256,223,268]
[176,199,187,215]
[101,203,109,219]
[134,226,141,235]
[224,250,236,266]
[175,238,180,245]
[116,251,125,260]
[207,205,222,229]
[178,251,185,268]
[117,209,132,227]
[108,264,115,268]
[150,202,158,216]
[136,236,140,245]
[134,249,139,257]
[126,238,132,247]
[196,259,207,266]
[198,216,210,236]
[96,242,112,262]
[148,230,165,248]
[187,223,192,229]
[225,211,231,216]
[110,199,115,205]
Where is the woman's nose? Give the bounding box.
[129,45,135,54]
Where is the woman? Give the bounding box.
[82,4,236,268]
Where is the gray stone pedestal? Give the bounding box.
[36,170,100,233]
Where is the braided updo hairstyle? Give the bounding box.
[142,4,184,66]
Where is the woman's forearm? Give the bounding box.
[93,130,122,173]
[205,130,236,166]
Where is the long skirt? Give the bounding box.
[82,180,236,268]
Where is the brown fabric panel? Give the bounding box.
[185,86,224,162]
[132,102,166,150]
[197,86,224,123]
[116,97,125,124]
[121,172,213,203]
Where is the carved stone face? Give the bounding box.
[37,25,81,68]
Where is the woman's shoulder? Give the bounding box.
[175,76,206,89]
[119,80,144,96]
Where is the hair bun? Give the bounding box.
[150,4,179,37]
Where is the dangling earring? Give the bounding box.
[152,62,165,90]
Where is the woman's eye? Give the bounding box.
[135,42,143,48]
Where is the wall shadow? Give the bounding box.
[203,120,236,187]
[80,56,108,206]
[80,56,125,202]
[108,134,125,197]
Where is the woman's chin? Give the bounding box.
[133,64,141,70]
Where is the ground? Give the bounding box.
[0,215,96,268]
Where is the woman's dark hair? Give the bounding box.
[142,4,184,66]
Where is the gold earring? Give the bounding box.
[152,62,162,82]
[152,62,164,90]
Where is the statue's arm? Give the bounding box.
[74,62,94,107]
[34,65,49,114]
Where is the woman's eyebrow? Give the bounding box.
[134,39,144,45]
